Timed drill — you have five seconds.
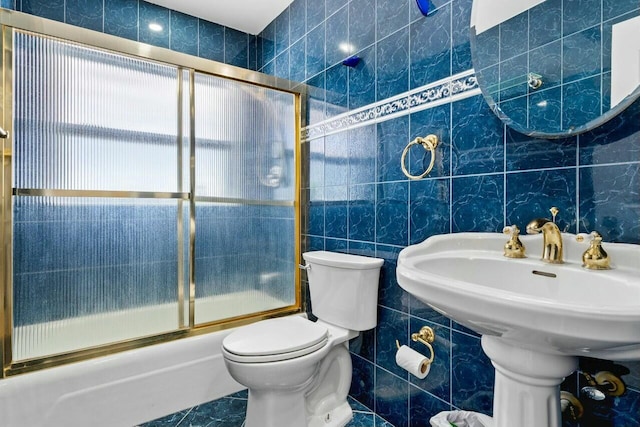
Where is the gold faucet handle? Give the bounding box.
[503,225,526,258]
[576,231,611,270]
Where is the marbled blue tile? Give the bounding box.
[563,26,601,85]
[198,20,225,63]
[410,4,451,89]
[225,27,248,68]
[348,45,376,109]
[325,237,348,252]
[563,0,601,37]
[376,306,409,377]
[347,321,374,368]
[66,0,103,32]
[308,187,325,236]
[452,95,504,176]
[452,174,504,233]
[376,0,410,41]
[499,54,527,102]
[529,40,561,90]
[604,0,640,21]
[290,38,306,83]
[528,87,562,134]
[409,320,451,402]
[499,96,528,134]
[409,293,450,329]
[562,75,602,131]
[349,0,376,52]
[0,0,14,9]
[409,384,451,427]
[307,235,325,251]
[409,178,450,245]
[325,185,348,239]
[248,35,257,71]
[172,396,247,427]
[275,49,290,80]
[351,354,376,411]
[21,0,64,22]
[274,7,289,57]
[377,27,409,101]
[138,408,191,426]
[377,116,410,183]
[376,244,407,313]
[579,164,640,244]
[261,21,275,65]
[104,0,138,41]
[348,241,376,258]
[349,184,375,241]
[289,0,306,43]
[307,0,325,32]
[347,411,375,427]
[325,6,348,68]
[506,169,578,233]
[325,132,348,187]
[349,124,377,185]
[306,22,325,79]
[375,367,409,427]
[451,332,494,415]
[326,63,349,117]
[499,11,527,61]
[307,72,326,125]
[472,25,499,70]
[376,181,409,246]
[139,2,170,49]
[506,127,577,171]
[529,0,561,49]
[170,11,198,56]
[409,104,451,179]
[326,0,344,17]
[579,98,640,166]
[451,0,473,75]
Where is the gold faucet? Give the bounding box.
[526,207,564,264]
[577,231,611,270]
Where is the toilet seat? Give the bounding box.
[222,317,329,363]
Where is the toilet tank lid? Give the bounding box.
[303,251,384,270]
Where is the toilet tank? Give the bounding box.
[302,251,384,331]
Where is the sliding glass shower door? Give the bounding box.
[6,28,299,365]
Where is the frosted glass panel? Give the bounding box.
[13,31,179,192]
[195,203,295,323]
[12,197,181,360]
[194,73,296,201]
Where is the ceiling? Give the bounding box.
[144,0,294,35]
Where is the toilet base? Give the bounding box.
[245,388,308,427]
[308,400,352,427]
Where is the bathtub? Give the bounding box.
[0,322,252,427]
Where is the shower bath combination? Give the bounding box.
[0,8,302,391]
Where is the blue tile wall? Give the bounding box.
[261,0,640,425]
[5,0,257,70]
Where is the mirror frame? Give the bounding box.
[469,1,640,139]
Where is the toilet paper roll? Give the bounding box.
[395,345,431,379]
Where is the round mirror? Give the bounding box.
[470,0,640,137]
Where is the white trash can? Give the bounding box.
[429,411,493,427]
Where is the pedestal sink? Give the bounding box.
[396,232,640,427]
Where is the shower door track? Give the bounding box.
[0,10,304,377]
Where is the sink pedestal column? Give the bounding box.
[481,336,578,427]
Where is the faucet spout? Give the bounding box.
[526,219,564,264]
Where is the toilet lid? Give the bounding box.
[222,316,328,361]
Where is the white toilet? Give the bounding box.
[221,250,383,427]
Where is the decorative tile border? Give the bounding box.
[303,69,481,141]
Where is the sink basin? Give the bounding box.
[397,232,640,360]
[397,232,640,427]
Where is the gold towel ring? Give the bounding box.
[400,134,439,180]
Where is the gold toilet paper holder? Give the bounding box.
[395,326,436,365]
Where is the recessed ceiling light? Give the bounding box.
[149,23,163,32]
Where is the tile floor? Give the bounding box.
[137,392,394,427]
